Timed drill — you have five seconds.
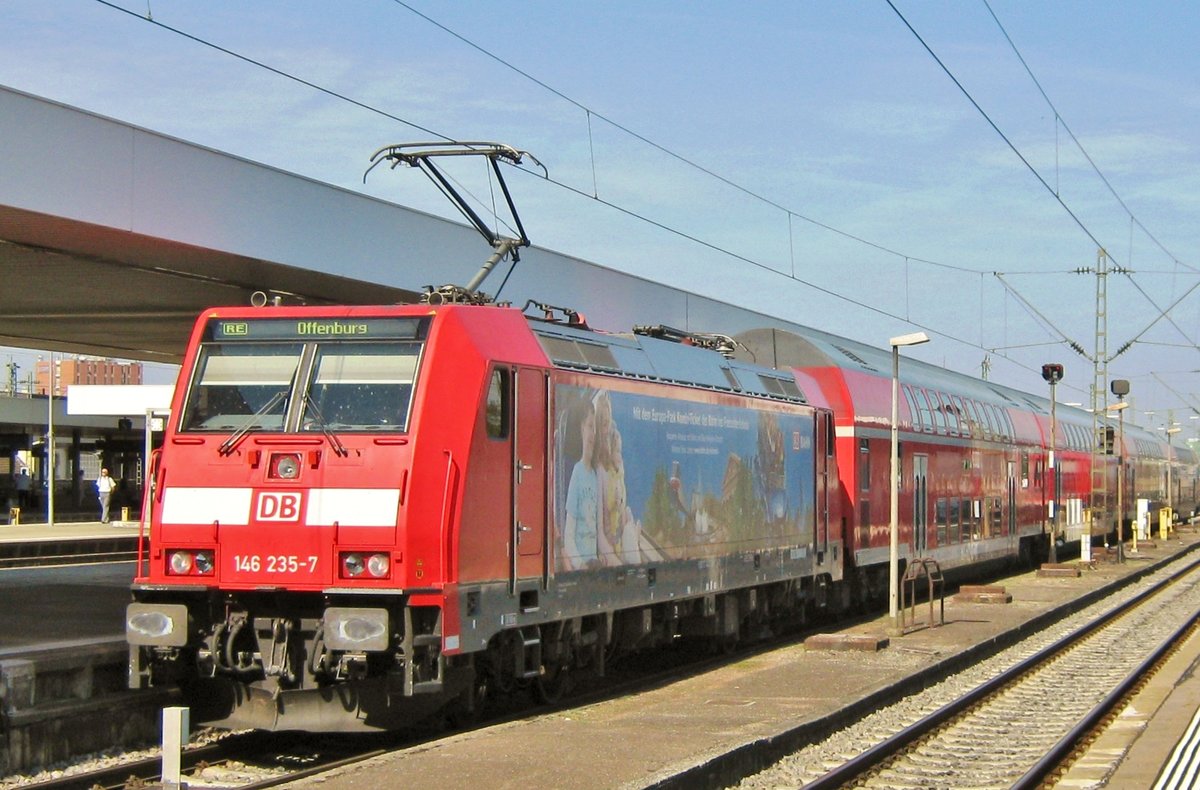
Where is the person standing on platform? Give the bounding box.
[96,468,116,523]
[15,468,31,510]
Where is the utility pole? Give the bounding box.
[1089,249,1110,550]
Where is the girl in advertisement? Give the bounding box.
[562,396,601,570]
[593,391,642,566]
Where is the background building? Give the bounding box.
[35,358,143,397]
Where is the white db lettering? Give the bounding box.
[257,492,301,522]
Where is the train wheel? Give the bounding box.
[447,665,490,729]
[533,661,571,705]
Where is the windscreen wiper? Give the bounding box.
[302,394,349,457]
[218,389,289,456]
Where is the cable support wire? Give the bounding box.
[90,0,1096,385]
[884,1,1153,278]
[992,273,1088,358]
[388,1,1003,277]
[1115,272,1200,360]
[92,0,993,354]
[1151,373,1200,417]
[982,0,1196,274]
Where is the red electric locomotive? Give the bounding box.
[126,302,836,730]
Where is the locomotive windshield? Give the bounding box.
[179,316,427,434]
[180,343,303,431]
[300,343,419,432]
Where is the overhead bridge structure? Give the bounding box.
[0,84,798,367]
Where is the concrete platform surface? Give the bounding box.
[0,519,140,543]
[283,535,1200,790]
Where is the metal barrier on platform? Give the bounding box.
[899,557,945,632]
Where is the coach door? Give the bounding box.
[913,455,929,555]
[1006,460,1017,537]
[813,412,832,563]
[512,367,548,588]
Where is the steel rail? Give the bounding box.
[1014,612,1200,788]
[803,554,1200,790]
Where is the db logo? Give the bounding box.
[256,492,302,522]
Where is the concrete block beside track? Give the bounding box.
[1038,563,1082,578]
[0,639,173,775]
[804,633,889,652]
[955,585,1013,604]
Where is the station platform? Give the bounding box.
[0,519,141,541]
[283,533,1200,790]
[0,517,141,568]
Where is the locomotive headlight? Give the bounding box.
[193,551,215,575]
[323,607,389,651]
[269,453,302,480]
[366,553,390,578]
[126,603,189,647]
[168,550,193,575]
[342,552,365,577]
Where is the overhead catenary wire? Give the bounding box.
[83,0,1142,396]
[981,0,1195,275]
[89,0,1012,353]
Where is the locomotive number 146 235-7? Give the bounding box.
[233,554,318,573]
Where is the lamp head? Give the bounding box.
[890,331,930,348]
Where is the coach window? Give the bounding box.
[915,389,934,433]
[935,498,948,545]
[972,401,988,440]
[983,404,1001,440]
[902,385,919,430]
[949,498,961,543]
[859,439,870,491]
[951,396,971,437]
[486,368,511,439]
[936,393,958,436]
[930,392,948,434]
[965,400,984,439]
[991,497,1004,536]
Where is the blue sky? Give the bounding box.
[2,1,1199,429]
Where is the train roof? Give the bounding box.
[528,319,808,405]
[733,325,1185,456]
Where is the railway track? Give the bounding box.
[19,624,801,790]
[735,552,1200,789]
[17,730,402,790]
[22,549,1196,790]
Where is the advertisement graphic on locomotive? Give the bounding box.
[553,383,815,572]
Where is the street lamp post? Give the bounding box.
[890,331,930,633]
[46,352,55,527]
[1167,425,1182,532]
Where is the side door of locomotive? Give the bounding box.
[512,367,548,585]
